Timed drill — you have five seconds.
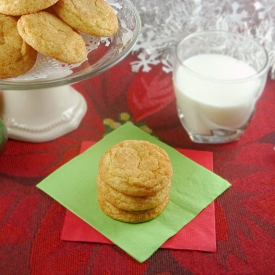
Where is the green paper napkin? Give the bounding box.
[37,123,231,262]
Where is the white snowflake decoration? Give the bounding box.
[131,0,275,79]
[130,52,161,72]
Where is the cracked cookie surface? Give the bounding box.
[0,0,59,16]
[53,0,118,37]
[98,140,173,196]
[0,14,37,78]
[17,11,87,64]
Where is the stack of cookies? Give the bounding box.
[97,140,173,223]
[0,0,118,78]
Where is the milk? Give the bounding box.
[173,54,263,135]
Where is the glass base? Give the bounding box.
[178,108,248,144]
[186,130,243,144]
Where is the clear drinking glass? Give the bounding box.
[173,30,269,144]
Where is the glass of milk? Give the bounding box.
[173,30,269,144]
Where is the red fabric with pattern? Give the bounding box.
[0,54,275,274]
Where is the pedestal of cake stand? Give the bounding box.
[0,85,87,142]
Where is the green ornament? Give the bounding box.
[0,118,8,154]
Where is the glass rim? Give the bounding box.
[175,30,270,84]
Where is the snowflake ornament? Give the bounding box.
[130,52,161,72]
[130,0,275,79]
[229,2,249,27]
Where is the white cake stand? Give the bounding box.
[0,0,141,142]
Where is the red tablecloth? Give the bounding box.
[1,53,275,274]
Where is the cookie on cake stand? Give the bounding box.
[0,0,141,142]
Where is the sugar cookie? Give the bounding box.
[98,192,170,223]
[53,0,118,37]
[0,0,59,16]
[98,140,173,196]
[97,174,171,211]
[17,11,86,64]
[0,14,37,78]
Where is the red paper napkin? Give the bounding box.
[61,141,216,252]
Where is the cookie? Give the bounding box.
[0,14,37,78]
[53,0,118,37]
[0,0,59,16]
[98,140,173,196]
[97,174,171,211]
[17,11,87,64]
[98,192,170,223]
